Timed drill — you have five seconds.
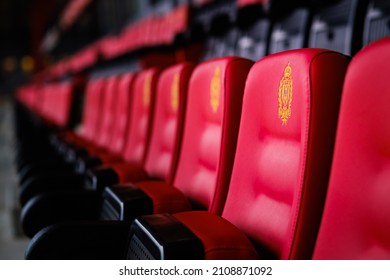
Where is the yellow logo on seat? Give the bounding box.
[278,62,293,125]
[143,73,152,107]
[210,67,220,113]
[171,72,180,111]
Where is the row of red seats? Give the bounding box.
[19,0,390,82]
[16,83,74,129]
[15,37,390,259]
[14,1,390,258]
[100,5,190,60]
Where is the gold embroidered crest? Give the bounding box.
[143,73,152,107]
[171,72,180,111]
[278,62,293,125]
[210,67,220,113]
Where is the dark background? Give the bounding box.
[0,0,149,95]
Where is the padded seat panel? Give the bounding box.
[174,211,258,260]
[313,38,390,260]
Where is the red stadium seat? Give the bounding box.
[13,0,390,262]
[313,38,390,260]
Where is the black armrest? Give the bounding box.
[127,214,204,260]
[65,146,89,162]
[26,220,131,259]
[101,185,153,221]
[21,189,102,238]
[19,171,86,206]
[75,156,102,173]
[85,168,119,191]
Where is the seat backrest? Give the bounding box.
[143,63,195,184]
[38,83,57,124]
[173,57,253,215]
[80,78,106,141]
[121,68,160,164]
[221,49,349,259]
[45,82,74,128]
[38,83,54,124]
[40,82,71,127]
[107,73,136,155]
[16,84,37,112]
[313,38,390,260]
[363,0,390,46]
[95,76,119,148]
[309,0,368,56]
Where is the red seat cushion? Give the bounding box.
[136,181,192,214]
[174,211,258,260]
[101,161,149,183]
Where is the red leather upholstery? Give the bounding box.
[77,73,135,163]
[39,82,74,127]
[174,57,253,214]
[106,64,194,183]
[39,84,55,125]
[79,78,106,143]
[174,211,258,260]
[74,76,119,157]
[16,84,36,112]
[89,73,137,164]
[143,63,194,183]
[237,0,267,7]
[121,68,160,165]
[171,49,349,259]
[62,78,106,146]
[95,68,161,183]
[136,181,192,214]
[313,38,390,260]
[54,82,74,128]
[135,57,253,215]
[108,73,136,155]
[95,76,119,149]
